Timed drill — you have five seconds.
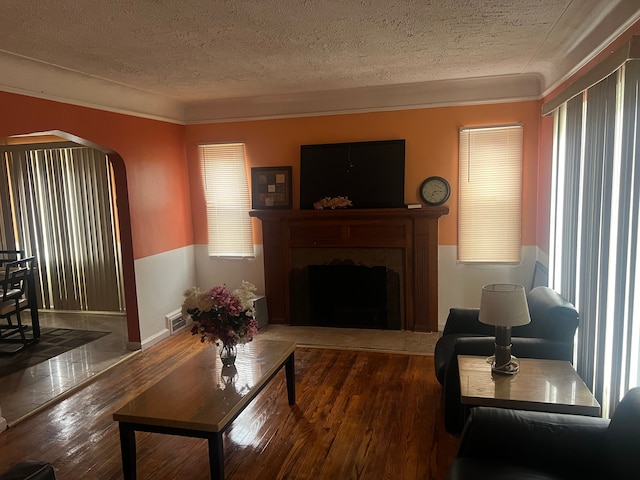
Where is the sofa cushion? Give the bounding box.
[603,387,640,478]
[0,461,56,480]
[447,458,562,480]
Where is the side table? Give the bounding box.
[458,355,600,416]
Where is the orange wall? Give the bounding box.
[185,100,542,246]
[0,92,542,254]
[0,91,192,260]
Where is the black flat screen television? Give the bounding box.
[300,139,405,209]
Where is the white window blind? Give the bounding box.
[458,125,523,263]
[199,143,254,257]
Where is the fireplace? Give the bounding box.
[250,207,448,332]
[291,260,401,329]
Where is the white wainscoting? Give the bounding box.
[134,245,196,349]
[437,246,546,330]
[132,242,546,346]
[193,244,265,295]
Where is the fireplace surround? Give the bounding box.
[250,207,448,332]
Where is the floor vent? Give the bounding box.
[165,309,188,335]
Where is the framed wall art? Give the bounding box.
[251,166,293,209]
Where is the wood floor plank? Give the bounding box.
[0,330,459,479]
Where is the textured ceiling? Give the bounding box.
[1,0,639,122]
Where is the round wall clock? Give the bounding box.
[420,176,451,206]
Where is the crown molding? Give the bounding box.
[0,51,186,124]
[0,49,541,124]
[542,5,640,98]
[542,35,640,115]
[184,74,542,124]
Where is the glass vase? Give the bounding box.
[218,343,237,367]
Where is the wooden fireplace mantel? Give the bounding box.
[250,207,449,332]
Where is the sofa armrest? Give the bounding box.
[510,338,575,362]
[441,337,499,432]
[446,336,574,363]
[434,334,495,385]
[526,286,579,341]
[443,337,574,382]
[450,337,574,360]
[457,407,608,477]
[442,308,495,336]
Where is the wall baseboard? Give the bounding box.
[140,328,170,350]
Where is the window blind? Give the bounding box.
[2,146,124,312]
[199,143,254,257]
[458,125,523,263]
[550,63,640,417]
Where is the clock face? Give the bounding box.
[420,176,451,206]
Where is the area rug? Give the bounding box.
[0,327,110,378]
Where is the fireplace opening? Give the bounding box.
[290,259,401,330]
[309,264,386,328]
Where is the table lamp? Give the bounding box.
[479,284,531,375]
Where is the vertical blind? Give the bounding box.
[0,161,15,251]
[199,143,253,257]
[458,125,523,263]
[548,95,583,303]
[1,146,125,312]
[549,61,640,417]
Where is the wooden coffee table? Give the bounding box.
[458,355,600,416]
[113,339,296,479]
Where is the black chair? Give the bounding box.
[0,250,25,267]
[447,387,640,480]
[434,286,579,433]
[0,257,38,353]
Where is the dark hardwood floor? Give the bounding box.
[0,328,459,479]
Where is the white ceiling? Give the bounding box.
[1,0,639,123]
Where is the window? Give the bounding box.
[199,143,253,257]
[458,125,523,263]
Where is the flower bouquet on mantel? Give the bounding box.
[313,196,353,210]
[182,281,259,366]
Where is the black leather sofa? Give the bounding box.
[447,387,640,479]
[0,461,55,480]
[434,286,579,433]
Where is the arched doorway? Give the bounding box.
[1,130,140,345]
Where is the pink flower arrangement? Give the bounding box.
[182,281,258,347]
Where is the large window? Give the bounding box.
[549,60,640,417]
[458,125,523,263]
[199,143,253,257]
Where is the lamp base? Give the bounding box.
[490,328,520,375]
[488,355,520,375]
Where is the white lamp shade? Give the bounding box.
[479,284,531,327]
